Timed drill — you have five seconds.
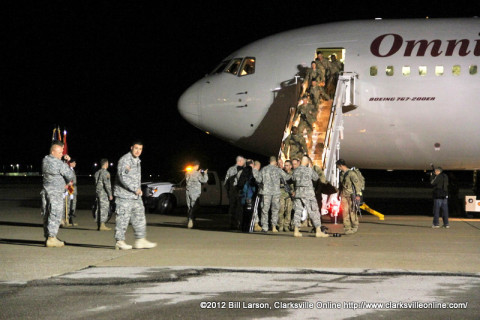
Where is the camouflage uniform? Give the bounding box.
[304,67,323,86]
[186,170,208,220]
[291,165,322,228]
[94,168,113,224]
[256,164,292,231]
[297,102,317,138]
[310,83,330,106]
[41,155,74,238]
[282,133,307,160]
[114,152,146,241]
[339,169,363,232]
[68,168,77,220]
[315,58,331,83]
[278,175,294,231]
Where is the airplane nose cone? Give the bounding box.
[178,83,200,127]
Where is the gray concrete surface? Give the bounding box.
[0,181,479,319]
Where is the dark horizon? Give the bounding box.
[1,1,478,178]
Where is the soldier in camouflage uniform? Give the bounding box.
[114,141,157,250]
[296,96,317,142]
[327,54,343,97]
[282,126,307,161]
[310,79,330,107]
[186,161,208,229]
[278,160,294,232]
[41,141,74,247]
[64,159,78,227]
[256,156,292,233]
[224,156,246,230]
[336,159,363,234]
[315,51,331,86]
[94,158,113,231]
[291,156,328,238]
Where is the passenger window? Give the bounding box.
[470,65,478,75]
[211,60,230,74]
[239,57,255,76]
[419,66,427,76]
[435,66,444,76]
[207,173,216,185]
[452,65,461,76]
[370,66,377,76]
[225,58,243,75]
[402,66,410,76]
[386,66,394,76]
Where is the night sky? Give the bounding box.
[1,1,477,179]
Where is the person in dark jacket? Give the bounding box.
[430,167,449,228]
[237,161,256,232]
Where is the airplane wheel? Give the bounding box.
[157,194,176,215]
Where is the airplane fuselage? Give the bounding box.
[178,19,480,170]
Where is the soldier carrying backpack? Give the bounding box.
[336,159,365,235]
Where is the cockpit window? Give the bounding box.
[239,57,255,76]
[211,60,230,74]
[225,58,243,75]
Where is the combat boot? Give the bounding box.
[293,226,302,237]
[46,237,65,248]
[187,219,194,229]
[253,223,262,232]
[98,223,111,231]
[272,226,278,233]
[133,238,157,249]
[115,240,132,250]
[315,226,329,238]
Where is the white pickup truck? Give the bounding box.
[141,171,229,214]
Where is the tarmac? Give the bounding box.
[0,180,479,319]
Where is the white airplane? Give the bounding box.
[178,18,480,170]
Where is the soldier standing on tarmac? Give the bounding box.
[41,140,74,247]
[114,140,157,250]
[336,159,363,235]
[256,156,292,233]
[185,161,208,229]
[65,159,78,227]
[94,158,113,231]
[278,160,294,232]
[291,155,328,238]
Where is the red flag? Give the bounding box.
[63,129,68,156]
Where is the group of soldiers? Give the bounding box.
[303,51,344,99]
[222,153,363,238]
[41,140,157,249]
[289,52,344,149]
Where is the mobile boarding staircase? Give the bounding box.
[322,72,384,221]
[281,72,384,221]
